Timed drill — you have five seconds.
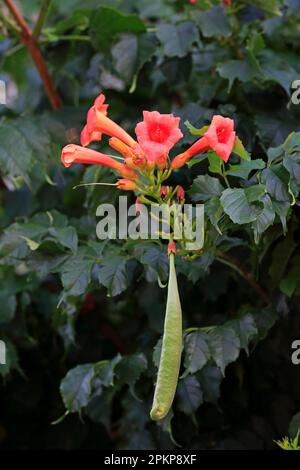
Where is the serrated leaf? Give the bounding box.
[217,56,261,92]
[61,254,94,296]
[177,376,203,420]
[229,314,258,355]
[195,5,231,38]
[252,194,275,242]
[184,331,210,375]
[116,353,147,395]
[112,32,157,86]
[0,294,16,324]
[227,159,265,179]
[90,6,146,49]
[189,175,224,202]
[197,365,222,404]
[60,364,95,412]
[157,22,199,58]
[98,256,128,297]
[135,245,169,283]
[262,168,290,202]
[0,122,33,186]
[95,355,122,387]
[205,196,223,234]
[220,188,263,224]
[208,326,240,375]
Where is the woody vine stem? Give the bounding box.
[3,0,62,109]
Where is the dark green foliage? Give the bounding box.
[1,0,300,450]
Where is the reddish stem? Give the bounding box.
[216,250,270,304]
[4,0,62,109]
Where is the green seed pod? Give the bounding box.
[150,252,182,421]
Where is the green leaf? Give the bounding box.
[197,366,222,404]
[98,256,128,297]
[0,293,16,324]
[136,245,169,283]
[61,253,94,296]
[0,122,33,186]
[283,154,300,183]
[245,184,266,202]
[227,159,265,179]
[185,121,209,136]
[189,175,224,202]
[289,412,300,439]
[217,56,262,92]
[184,331,211,375]
[247,32,265,56]
[208,326,240,375]
[251,194,275,242]
[205,196,224,234]
[90,6,146,49]
[279,265,300,297]
[252,308,278,340]
[269,229,297,284]
[220,188,264,224]
[48,227,78,253]
[116,353,147,394]
[112,32,157,87]
[60,364,95,413]
[262,168,290,202]
[208,151,223,174]
[95,355,122,387]
[245,0,282,16]
[156,22,199,58]
[232,136,251,161]
[229,314,258,355]
[177,376,203,418]
[194,5,231,38]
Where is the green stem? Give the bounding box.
[41,35,91,43]
[150,253,182,420]
[33,0,52,39]
[221,162,230,188]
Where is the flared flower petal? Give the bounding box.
[81,93,136,148]
[80,94,108,146]
[61,144,137,179]
[135,111,183,160]
[203,115,236,162]
[171,115,235,169]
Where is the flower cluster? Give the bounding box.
[61,93,236,206]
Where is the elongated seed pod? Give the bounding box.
[150,252,182,420]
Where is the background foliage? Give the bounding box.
[1,0,300,450]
